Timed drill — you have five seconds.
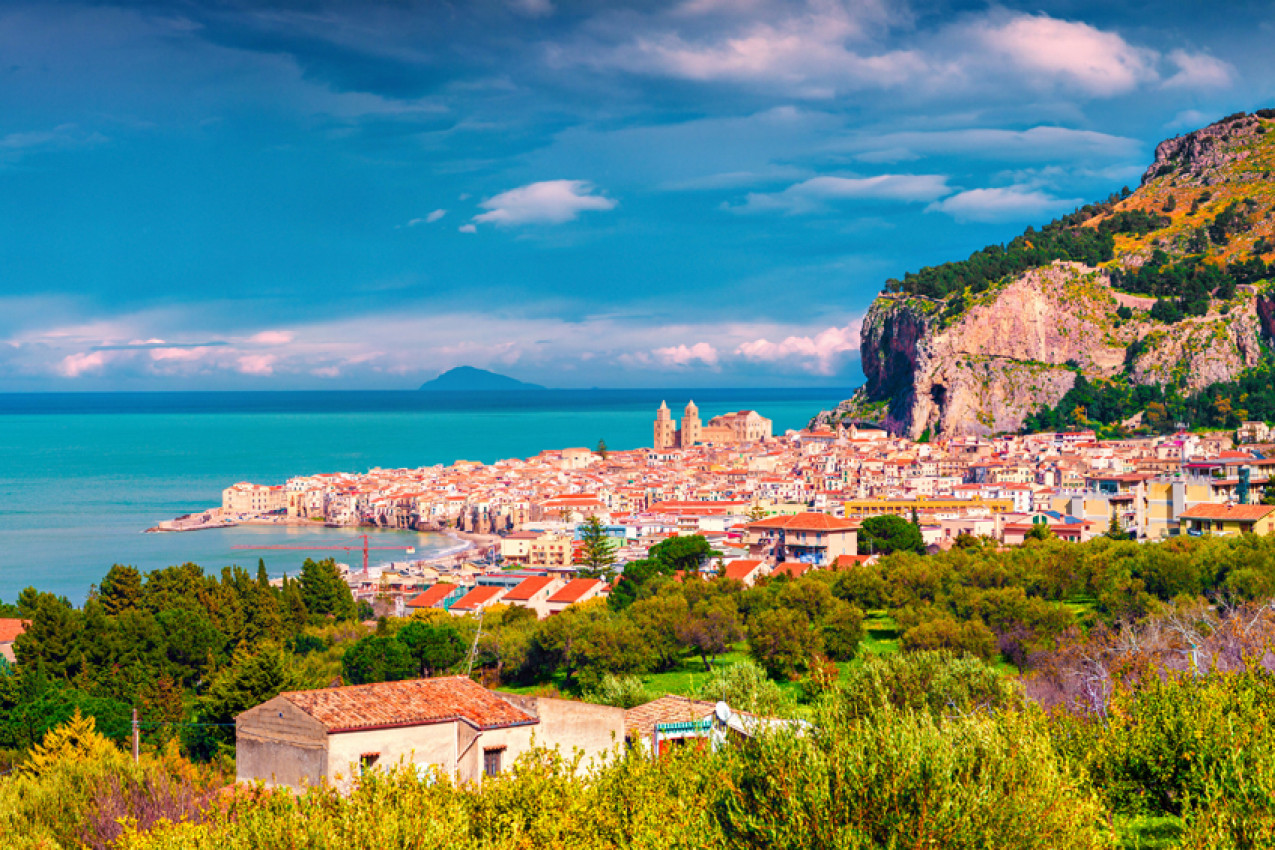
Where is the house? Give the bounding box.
[448,585,507,617]
[544,578,606,614]
[405,583,463,612]
[501,576,565,619]
[0,619,27,664]
[745,512,859,566]
[235,676,625,790]
[1179,503,1275,537]
[721,559,767,586]
[770,561,812,579]
[624,694,804,755]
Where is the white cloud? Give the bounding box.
[471,180,616,226]
[652,342,720,368]
[426,208,447,223]
[560,0,925,97]
[729,173,951,214]
[927,187,1081,222]
[974,13,1158,96]
[247,330,294,345]
[458,223,477,233]
[1163,50,1235,89]
[735,322,859,375]
[236,354,276,376]
[57,350,108,377]
[508,0,554,17]
[840,126,1142,163]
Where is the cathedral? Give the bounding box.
[654,401,772,449]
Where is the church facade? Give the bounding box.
[654,401,772,449]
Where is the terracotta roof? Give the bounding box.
[274,676,536,733]
[406,583,458,608]
[833,554,872,568]
[747,512,859,532]
[771,562,811,578]
[0,619,27,643]
[451,585,505,610]
[1180,503,1275,522]
[503,576,556,602]
[624,695,718,739]
[722,559,764,582]
[547,578,604,604]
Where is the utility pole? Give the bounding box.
[131,708,139,764]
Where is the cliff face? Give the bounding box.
[824,111,1275,437]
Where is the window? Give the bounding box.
[359,753,380,774]
[483,747,504,778]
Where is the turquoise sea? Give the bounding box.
[0,389,849,602]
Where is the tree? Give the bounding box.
[747,504,767,522]
[747,608,822,679]
[822,602,865,661]
[629,593,690,671]
[858,515,925,556]
[1025,522,1055,542]
[97,565,142,616]
[649,535,718,573]
[298,558,356,622]
[594,438,609,460]
[396,620,465,677]
[576,515,618,579]
[195,645,301,754]
[676,598,743,671]
[341,635,417,685]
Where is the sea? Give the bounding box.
[0,388,852,602]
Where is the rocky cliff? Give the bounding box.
[822,110,1275,438]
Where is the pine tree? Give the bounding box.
[298,558,356,622]
[576,515,618,579]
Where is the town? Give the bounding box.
[206,402,1275,619]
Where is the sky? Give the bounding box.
[0,0,1271,390]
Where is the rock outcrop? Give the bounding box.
[820,111,1275,437]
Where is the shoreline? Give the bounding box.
[145,510,494,569]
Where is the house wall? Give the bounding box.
[454,722,539,785]
[325,721,459,790]
[235,697,329,788]
[497,696,625,770]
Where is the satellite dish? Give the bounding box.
[714,701,731,724]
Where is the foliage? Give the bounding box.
[714,701,1114,849]
[342,634,417,685]
[747,608,821,679]
[575,515,618,578]
[582,673,652,709]
[837,650,1021,721]
[857,514,925,555]
[299,557,357,622]
[694,660,788,717]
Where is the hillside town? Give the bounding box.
[206,402,1275,618]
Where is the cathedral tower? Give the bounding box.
[654,401,677,449]
[681,400,702,447]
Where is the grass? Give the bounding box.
[1115,816,1184,849]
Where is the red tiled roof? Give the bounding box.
[547,578,603,604]
[503,576,556,602]
[624,695,717,739]
[771,562,811,579]
[274,676,536,733]
[833,554,871,568]
[722,559,764,582]
[406,584,457,608]
[1179,503,1275,522]
[451,585,505,610]
[747,512,859,532]
[0,619,27,643]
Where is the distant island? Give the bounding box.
[419,366,546,392]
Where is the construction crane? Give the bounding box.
[232,534,416,576]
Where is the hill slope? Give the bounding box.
[821,110,1275,438]
[419,366,545,391]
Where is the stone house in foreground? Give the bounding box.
[236,676,624,790]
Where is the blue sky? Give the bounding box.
[0,0,1270,390]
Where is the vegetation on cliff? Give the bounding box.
[833,109,1275,437]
